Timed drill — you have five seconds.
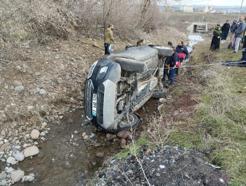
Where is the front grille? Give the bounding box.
[85,79,94,120]
[96,85,105,125]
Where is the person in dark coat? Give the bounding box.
[210,24,222,51]
[242,17,246,49]
[234,16,246,53]
[221,20,231,40]
[163,41,173,82]
[176,41,189,60]
[175,41,188,75]
[239,16,246,60]
[168,47,178,85]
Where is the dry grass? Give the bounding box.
[0,0,163,43]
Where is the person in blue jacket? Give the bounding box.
[234,16,246,53]
[229,20,238,49]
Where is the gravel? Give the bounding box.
[95,146,228,186]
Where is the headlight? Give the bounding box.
[87,61,98,79]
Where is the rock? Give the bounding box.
[12,151,24,161]
[173,110,179,116]
[219,178,225,184]
[159,98,167,104]
[90,133,96,139]
[30,129,40,140]
[0,142,10,152]
[36,88,47,96]
[41,122,48,129]
[64,161,72,169]
[106,134,117,141]
[91,161,97,166]
[7,157,17,165]
[23,143,31,148]
[5,167,14,173]
[0,171,6,180]
[167,95,172,100]
[40,132,46,136]
[27,106,34,111]
[158,104,164,112]
[0,179,7,186]
[10,169,24,184]
[23,146,39,158]
[15,85,24,93]
[0,111,6,122]
[120,139,127,149]
[0,130,5,137]
[93,42,101,48]
[22,173,35,182]
[39,89,47,95]
[117,130,132,140]
[35,72,41,76]
[96,152,104,158]
[82,132,89,140]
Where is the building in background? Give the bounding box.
[182,5,194,12]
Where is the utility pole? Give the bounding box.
[240,0,244,16]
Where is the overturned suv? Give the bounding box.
[85,45,173,133]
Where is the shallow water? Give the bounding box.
[188,34,204,47]
[15,109,121,186]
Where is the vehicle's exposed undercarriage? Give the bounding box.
[85,45,173,132]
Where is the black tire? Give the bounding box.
[98,113,141,134]
[152,88,167,99]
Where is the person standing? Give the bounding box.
[241,17,246,61]
[234,16,246,53]
[242,17,246,49]
[104,24,115,55]
[221,20,231,40]
[210,24,222,51]
[228,20,238,49]
[176,41,189,60]
[163,41,173,83]
[169,47,178,85]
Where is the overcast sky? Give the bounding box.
[168,0,245,6]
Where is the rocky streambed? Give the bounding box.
[0,108,127,186]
